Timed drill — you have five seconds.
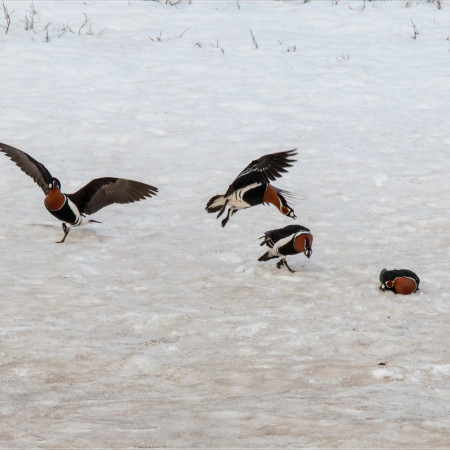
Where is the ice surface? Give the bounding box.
[1,0,450,447]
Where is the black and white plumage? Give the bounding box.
[205,149,297,227]
[258,224,313,273]
[0,143,158,242]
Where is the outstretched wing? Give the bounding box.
[229,149,297,191]
[67,177,158,215]
[0,143,53,194]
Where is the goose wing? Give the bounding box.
[67,177,158,215]
[0,143,53,194]
[228,149,297,192]
[261,224,310,247]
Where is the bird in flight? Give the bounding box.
[206,149,297,227]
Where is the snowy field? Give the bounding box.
[1,0,450,447]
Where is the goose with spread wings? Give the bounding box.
[0,143,158,243]
[205,149,297,227]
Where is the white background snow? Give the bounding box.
[1,0,450,447]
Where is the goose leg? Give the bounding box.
[276,258,295,273]
[283,259,295,273]
[221,208,233,227]
[216,199,229,219]
[56,223,70,243]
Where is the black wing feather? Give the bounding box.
[228,149,297,193]
[68,177,158,215]
[262,224,310,246]
[0,143,53,194]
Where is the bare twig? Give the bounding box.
[85,23,94,35]
[178,25,191,38]
[337,51,350,61]
[150,27,190,42]
[58,22,74,37]
[24,1,38,31]
[44,21,49,42]
[57,13,103,38]
[287,44,296,52]
[150,31,163,42]
[78,12,88,34]
[1,1,13,34]
[212,39,224,54]
[249,27,258,49]
[410,18,419,39]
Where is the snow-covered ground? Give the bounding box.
[1,0,450,447]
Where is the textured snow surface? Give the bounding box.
[1,0,450,447]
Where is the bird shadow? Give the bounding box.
[27,223,106,243]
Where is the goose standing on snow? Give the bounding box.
[0,143,158,243]
[258,224,313,273]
